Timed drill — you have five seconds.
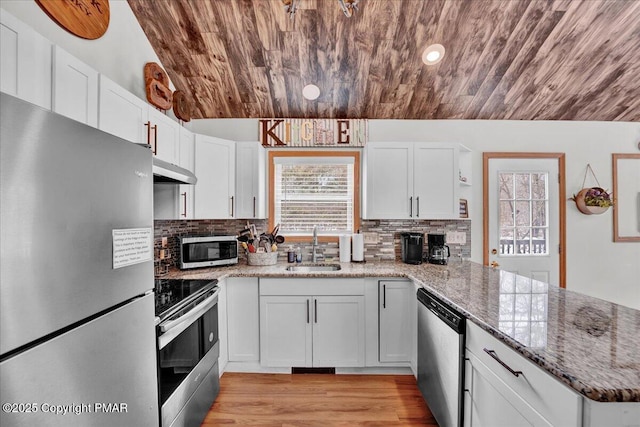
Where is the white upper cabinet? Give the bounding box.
[178,127,195,219]
[147,107,180,165]
[364,142,460,219]
[52,46,98,127]
[194,135,236,219]
[0,9,52,110]
[235,141,266,219]
[98,75,148,144]
[413,143,459,218]
[363,142,413,219]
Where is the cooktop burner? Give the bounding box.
[154,278,218,318]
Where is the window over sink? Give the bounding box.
[268,151,360,241]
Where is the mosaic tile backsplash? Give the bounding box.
[154,218,471,268]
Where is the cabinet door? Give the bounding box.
[466,351,550,427]
[313,296,365,367]
[217,279,228,374]
[235,141,266,219]
[0,9,52,110]
[260,296,312,367]
[413,143,459,219]
[226,278,260,362]
[98,75,148,144]
[364,142,413,219]
[379,281,412,363]
[52,46,98,127]
[148,108,179,165]
[194,135,236,219]
[178,128,195,219]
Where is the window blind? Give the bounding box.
[274,157,355,235]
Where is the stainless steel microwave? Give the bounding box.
[179,236,238,269]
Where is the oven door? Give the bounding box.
[158,291,219,427]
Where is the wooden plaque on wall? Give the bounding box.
[36,0,110,40]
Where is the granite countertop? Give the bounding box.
[163,260,640,403]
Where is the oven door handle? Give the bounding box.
[158,290,219,350]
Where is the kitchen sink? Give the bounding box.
[285,264,342,272]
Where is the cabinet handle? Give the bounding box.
[483,348,523,377]
[306,299,310,324]
[314,299,317,323]
[230,196,234,217]
[383,284,386,309]
[253,196,256,217]
[181,192,187,217]
[145,122,158,155]
[409,196,413,217]
[416,196,420,217]
[153,124,158,155]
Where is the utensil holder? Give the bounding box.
[247,251,279,266]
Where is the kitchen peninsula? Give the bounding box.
[164,259,640,425]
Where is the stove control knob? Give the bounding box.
[209,332,214,343]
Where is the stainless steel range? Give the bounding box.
[155,279,220,427]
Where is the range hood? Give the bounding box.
[152,157,197,185]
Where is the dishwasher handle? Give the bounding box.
[417,288,465,333]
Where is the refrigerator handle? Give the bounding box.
[230,196,234,217]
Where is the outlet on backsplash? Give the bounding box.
[363,232,378,244]
[446,231,466,245]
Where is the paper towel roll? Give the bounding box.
[352,233,364,262]
[339,235,351,263]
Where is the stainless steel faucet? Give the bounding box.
[312,225,322,262]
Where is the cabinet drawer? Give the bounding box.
[260,278,364,296]
[466,321,581,426]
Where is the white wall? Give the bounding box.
[0,0,170,100]
[191,118,640,310]
[3,2,638,309]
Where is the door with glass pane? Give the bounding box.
[487,158,560,285]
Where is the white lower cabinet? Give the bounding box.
[259,278,365,368]
[217,278,228,374]
[465,321,581,427]
[226,277,260,362]
[379,280,413,363]
[260,296,312,367]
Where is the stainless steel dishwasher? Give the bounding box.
[417,288,466,427]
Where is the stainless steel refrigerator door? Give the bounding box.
[0,293,159,427]
[0,94,153,354]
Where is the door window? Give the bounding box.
[498,172,549,256]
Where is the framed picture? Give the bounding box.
[612,153,640,242]
[459,199,468,218]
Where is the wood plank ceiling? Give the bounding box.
[128,0,640,121]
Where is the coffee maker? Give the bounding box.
[427,233,450,265]
[400,232,424,265]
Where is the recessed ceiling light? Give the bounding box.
[302,84,320,100]
[422,44,445,65]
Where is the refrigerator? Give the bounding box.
[0,93,159,426]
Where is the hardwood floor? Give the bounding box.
[201,373,438,426]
